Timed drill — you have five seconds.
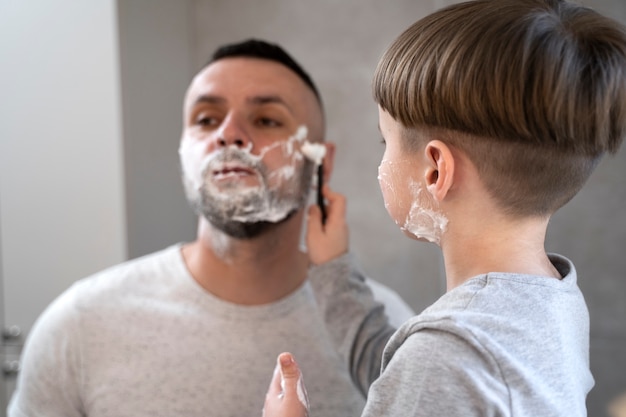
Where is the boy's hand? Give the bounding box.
[263,352,309,417]
[306,185,349,265]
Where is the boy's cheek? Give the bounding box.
[377,162,409,226]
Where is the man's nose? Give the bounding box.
[216,116,251,149]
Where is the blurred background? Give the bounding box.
[1,0,624,416]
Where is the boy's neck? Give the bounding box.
[441,216,561,291]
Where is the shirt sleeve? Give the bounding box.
[308,253,397,396]
[8,286,85,417]
[362,328,509,417]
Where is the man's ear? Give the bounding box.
[424,140,454,202]
[322,142,336,182]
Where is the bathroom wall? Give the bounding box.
[0,0,195,412]
[117,0,197,259]
[0,0,127,410]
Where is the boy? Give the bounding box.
[264,0,626,416]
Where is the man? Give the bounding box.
[8,39,413,417]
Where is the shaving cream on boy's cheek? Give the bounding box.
[403,181,448,245]
[377,160,398,214]
[378,158,414,224]
[378,158,448,245]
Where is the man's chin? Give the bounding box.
[213,220,276,239]
[209,210,297,239]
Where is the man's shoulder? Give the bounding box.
[68,244,186,303]
[364,277,415,328]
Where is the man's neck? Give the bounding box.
[181,213,309,305]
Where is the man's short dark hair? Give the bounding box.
[207,39,321,103]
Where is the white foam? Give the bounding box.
[180,124,317,227]
[402,182,448,245]
[300,142,326,166]
[378,160,448,245]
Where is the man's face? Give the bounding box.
[179,57,323,238]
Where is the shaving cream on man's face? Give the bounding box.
[179,125,316,230]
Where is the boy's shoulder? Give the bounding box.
[384,253,587,367]
[376,253,592,414]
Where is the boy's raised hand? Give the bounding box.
[306,185,349,265]
[263,352,309,417]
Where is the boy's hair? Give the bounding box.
[373,0,626,216]
[207,39,322,104]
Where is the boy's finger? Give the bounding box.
[278,353,309,410]
[307,204,323,232]
[278,352,300,385]
[323,186,347,221]
[308,203,321,221]
[268,357,283,397]
[268,352,300,398]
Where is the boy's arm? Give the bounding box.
[362,329,507,417]
[306,186,396,395]
[308,254,396,395]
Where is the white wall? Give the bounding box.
[0,0,194,412]
[0,1,126,335]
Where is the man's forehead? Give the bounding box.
[197,58,301,85]
[187,61,301,99]
[187,93,295,116]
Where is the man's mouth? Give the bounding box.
[212,164,257,180]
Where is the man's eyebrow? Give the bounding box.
[193,95,226,106]
[248,95,295,115]
[192,94,295,115]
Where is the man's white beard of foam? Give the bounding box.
[192,147,310,226]
[200,170,303,224]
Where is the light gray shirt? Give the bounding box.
[8,245,412,417]
[311,253,594,417]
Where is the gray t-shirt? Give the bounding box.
[8,245,411,417]
[312,253,594,417]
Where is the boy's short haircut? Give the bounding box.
[373,0,626,217]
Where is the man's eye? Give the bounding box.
[196,116,218,127]
[256,117,281,127]
[380,137,386,145]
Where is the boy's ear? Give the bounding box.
[322,142,336,182]
[424,140,454,202]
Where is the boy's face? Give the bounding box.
[377,108,448,245]
[179,57,324,236]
